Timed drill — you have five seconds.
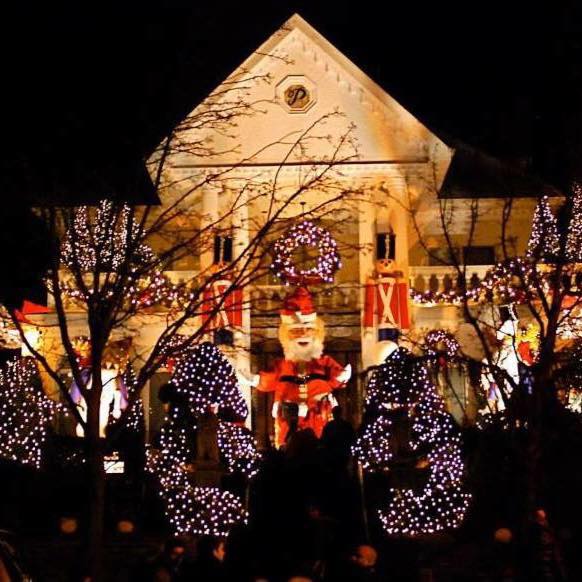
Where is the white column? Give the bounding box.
[232,186,253,428]
[359,192,376,370]
[200,181,220,272]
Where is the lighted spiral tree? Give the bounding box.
[0,357,65,468]
[353,347,470,536]
[148,342,260,536]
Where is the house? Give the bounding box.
[26,14,547,445]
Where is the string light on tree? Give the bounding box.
[566,182,582,262]
[60,199,156,272]
[0,357,65,468]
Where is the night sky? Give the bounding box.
[0,0,580,302]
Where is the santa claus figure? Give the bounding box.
[257,287,351,447]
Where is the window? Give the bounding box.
[463,246,495,265]
[427,247,460,266]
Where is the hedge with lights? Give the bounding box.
[148,342,259,536]
[353,346,470,536]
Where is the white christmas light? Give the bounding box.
[353,347,470,536]
[0,357,65,468]
[148,342,259,536]
[271,220,341,285]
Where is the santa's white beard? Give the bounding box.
[283,337,324,362]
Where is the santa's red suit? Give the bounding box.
[258,355,346,446]
[257,287,349,447]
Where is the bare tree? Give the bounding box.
[7,65,360,580]
[403,172,582,567]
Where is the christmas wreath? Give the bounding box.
[271,220,341,285]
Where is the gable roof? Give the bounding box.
[240,13,437,138]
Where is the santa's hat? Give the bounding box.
[281,287,317,325]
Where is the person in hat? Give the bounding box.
[257,287,351,448]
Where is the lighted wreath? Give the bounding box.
[271,220,341,285]
[424,329,460,358]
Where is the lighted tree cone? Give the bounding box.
[0,357,65,468]
[148,342,259,536]
[148,409,250,537]
[353,347,470,537]
[60,199,156,271]
[526,196,560,261]
[217,421,260,479]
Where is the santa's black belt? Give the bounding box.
[279,374,328,384]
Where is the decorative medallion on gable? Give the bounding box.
[275,75,317,113]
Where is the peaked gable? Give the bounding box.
[172,14,451,170]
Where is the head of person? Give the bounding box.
[213,539,226,562]
[164,537,186,561]
[352,544,378,569]
[535,508,548,526]
[307,503,322,520]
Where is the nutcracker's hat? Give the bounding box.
[281,286,317,325]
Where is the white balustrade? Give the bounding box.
[409,265,492,294]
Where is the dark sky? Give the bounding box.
[3,1,581,198]
[0,0,580,302]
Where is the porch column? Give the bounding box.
[231,185,253,428]
[359,191,376,370]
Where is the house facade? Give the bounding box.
[28,14,540,445]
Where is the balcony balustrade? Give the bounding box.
[408,265,492,295]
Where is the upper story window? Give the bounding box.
[214,235,233,264]
[463,246,495,265]
[428,247,460,266]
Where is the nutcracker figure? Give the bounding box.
[200,263,244,344]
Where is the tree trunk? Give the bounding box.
[86,382,106,582]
